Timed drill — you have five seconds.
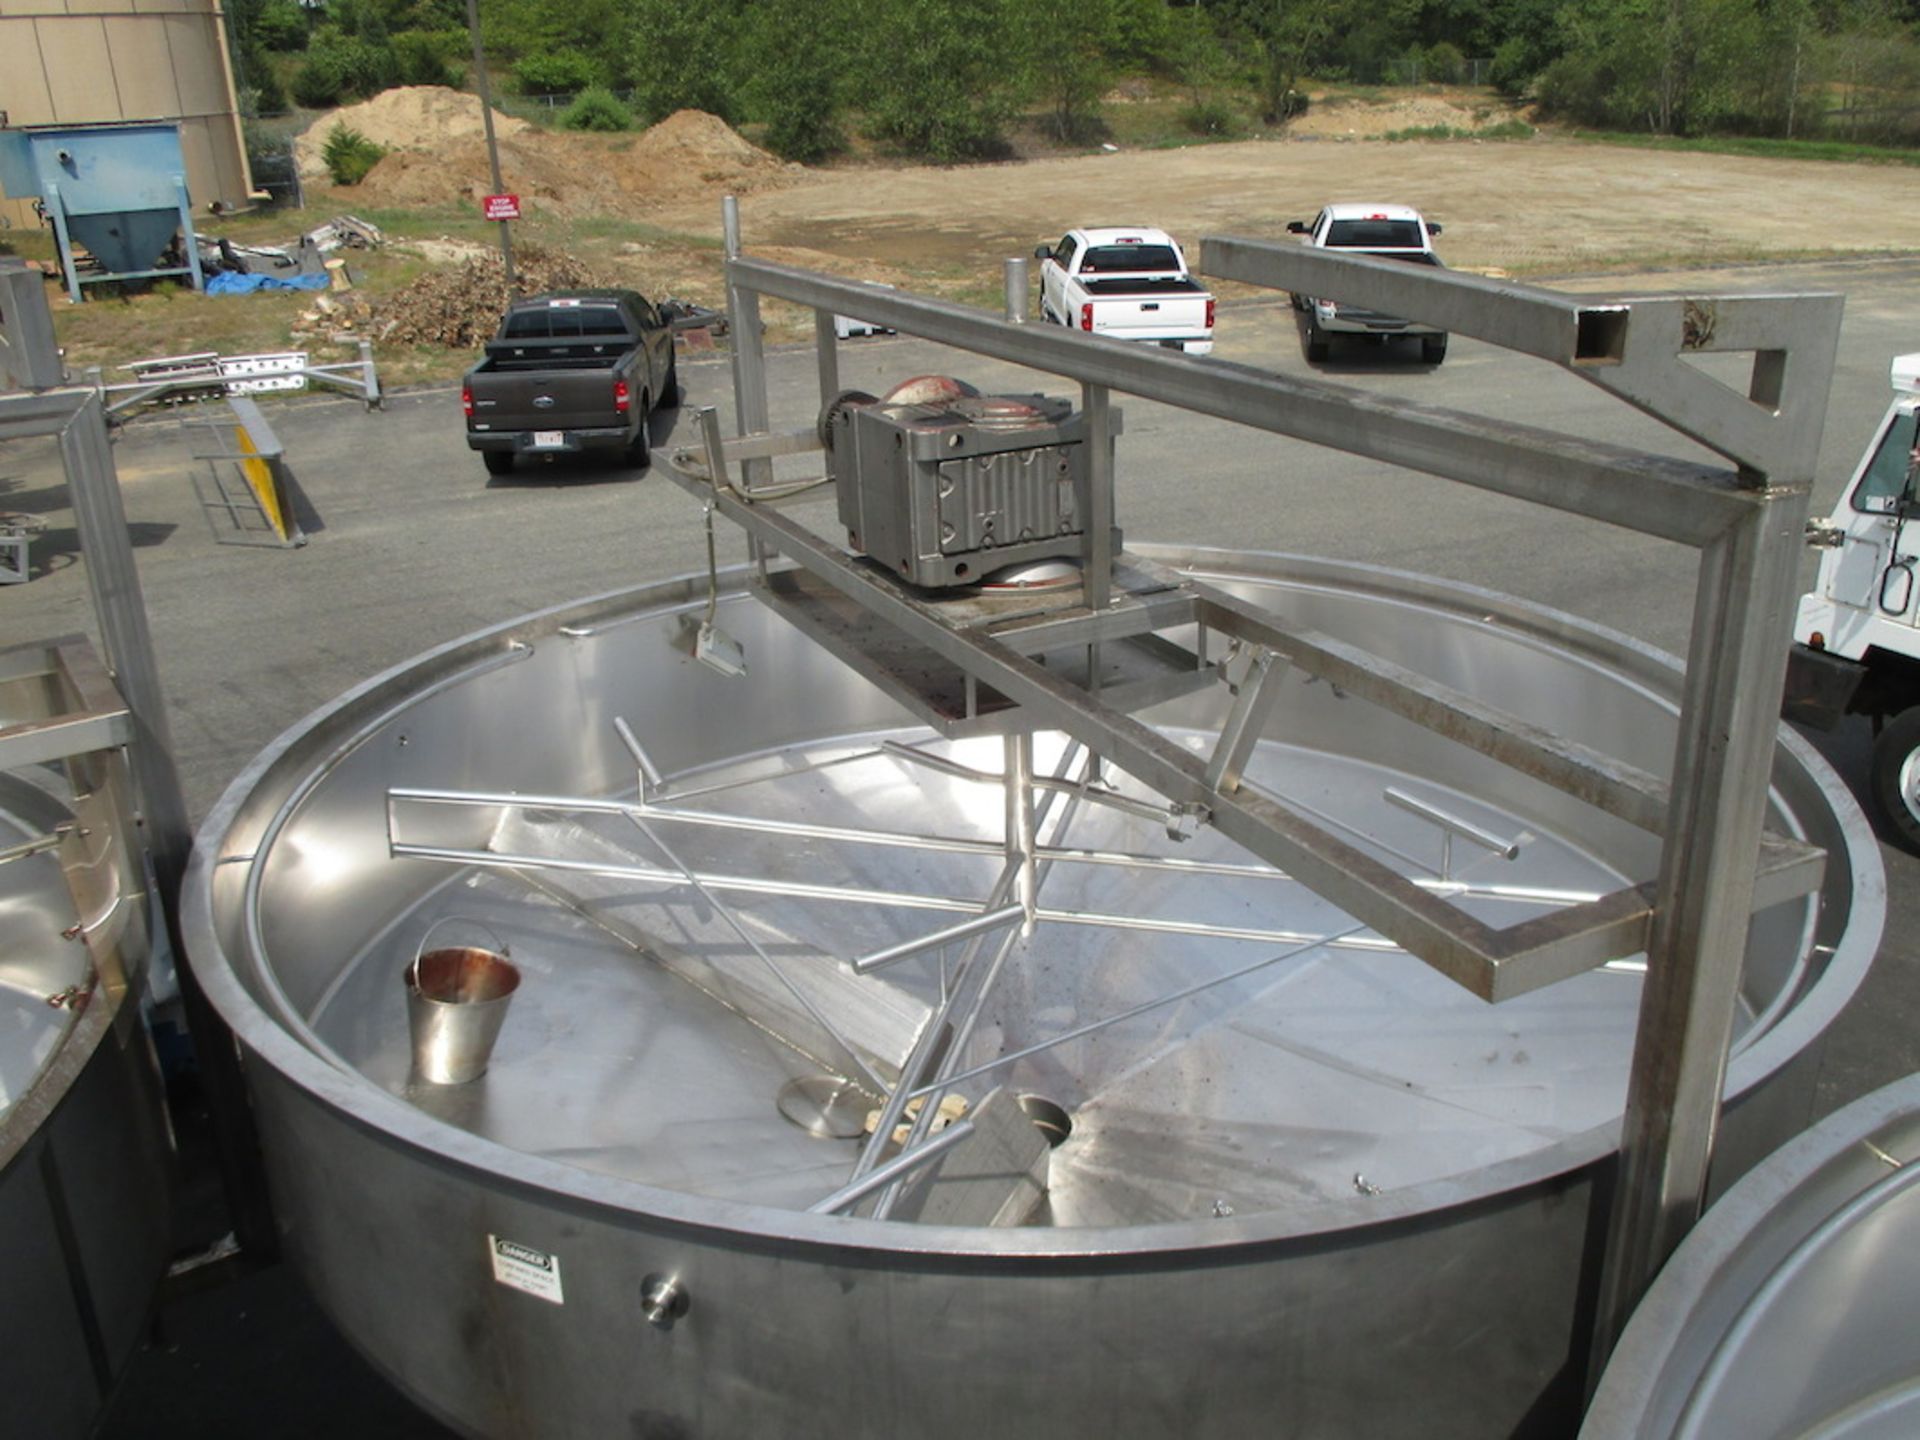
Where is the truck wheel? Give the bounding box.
[661,352,681,408]
[1870,705,1920,851]
[626,400,653,470]
[1422,334,1449,365]
[482,450,514,477]
[1305,320,1329,363]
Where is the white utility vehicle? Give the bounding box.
[1285,203,1448,364]
[1033,227,1215,354]
[1784,352,1920,848]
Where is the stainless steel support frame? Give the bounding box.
[0,265,278,1255]
[91,341,384,417]
[669,208,1844,1371]
[0,260,66,389]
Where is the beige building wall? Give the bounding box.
[0,0,253,228]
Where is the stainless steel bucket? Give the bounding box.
[403,923,519,1084]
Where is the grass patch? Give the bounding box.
[1379,119,1536,142]
[558,216,724,249]
[1565,130,1920,166]
[1,228,57,263]
[47,282,327,379]
[1497,243,1872,279]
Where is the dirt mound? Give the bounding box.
[635,110,784,175]
[294,86,531,182]
[601,110,798,205]
[1288,91,1523,139]
[351,131,616,216]
[331,107,795,218]
[340,245,615,348]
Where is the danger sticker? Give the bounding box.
[489,1235,565,1305]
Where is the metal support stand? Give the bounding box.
[0,262,278,1259]
[666,201,1844,1361]
[1590,488,1814,1367]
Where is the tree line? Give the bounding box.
[226,0,1920,159]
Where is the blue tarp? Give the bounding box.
[206,270,330,296]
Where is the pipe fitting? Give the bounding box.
[640,1273,690,1330]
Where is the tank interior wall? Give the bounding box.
[217,562,1833,1050]
[212,582,916,1021]
[0,0,252,227]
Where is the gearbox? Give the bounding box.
[824,378,1122,589]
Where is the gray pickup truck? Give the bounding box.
[463,290,677,475]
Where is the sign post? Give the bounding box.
[463,0,517,288]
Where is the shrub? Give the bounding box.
[320,123,388,186]
[558,88,634,132]
[392,30,463,88]
[514,50,599,97]
[738,0,847,162]
[289,31,396,106]
[1424,42,1467,85]
[860,0,1019,162]
[1488,37,1535,98]
[626,0,739,123]
[234,55,287,117]
[254,0,309,52]
[1177,96,1242,136]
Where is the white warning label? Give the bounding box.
[489,1234,565,1305]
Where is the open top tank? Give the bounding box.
[1584,1070,1920,1440]
[1,639,171,1438]
[184,547,1882,1439]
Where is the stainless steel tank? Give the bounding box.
[1583,1071,1920,1440]
[1,640,172,1438]
[183,547,1884,1439]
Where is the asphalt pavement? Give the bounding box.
[6,255,1917,1434]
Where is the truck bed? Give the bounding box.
[480,339,635,369]
[1079,276,1208,298]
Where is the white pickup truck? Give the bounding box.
[1285,203,1448,365]
[1033,227,1215,354]
[1784,352,1920,849]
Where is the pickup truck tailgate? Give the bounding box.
[467,364,626,432]
[1089,295,1209,339]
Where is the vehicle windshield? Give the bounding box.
[1080,244,1180,274]
[1853,409,1920,512]
[503,305,629,339]
[1325,219,1426,249]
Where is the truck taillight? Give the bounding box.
[1080,303,1094,332]
[613,378,631,413]
[461,384,474,418]
[1205,298,1216,330]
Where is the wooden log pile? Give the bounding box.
[323,245,612,349]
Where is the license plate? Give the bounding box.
[532,430,564,449]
